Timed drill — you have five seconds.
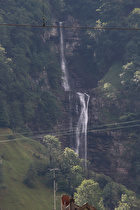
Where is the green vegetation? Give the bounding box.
[115,194,139,210]
[0,0,140,208]
[0,161,4,184]
[74,179,105,210]
[0,0,62,132]
[63,0,140,92]
[0,130,140,209]
[0,0,140,129]
[99,62,123,91]
[0,128,55,210]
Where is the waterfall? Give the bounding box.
[59,22,90,168]
[59,22,70,91]
[76,93,90,168]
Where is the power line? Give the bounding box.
[0,119,139,138]
[0,119,140,138]
[0,121,140,143]
[1,23,140,31]
[16,118,140,136]
[53,123,140,138]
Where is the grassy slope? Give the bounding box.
[95,62,124,123]
[101,62,123,89]
[0,128,57,210]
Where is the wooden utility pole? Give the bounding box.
[49,168,59,210]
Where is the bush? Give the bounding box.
[0,162,4,184]
[23,163,37,188]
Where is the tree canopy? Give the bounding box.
[74,179,105,210]
[0,0,62,131]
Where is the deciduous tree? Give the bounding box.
[74,179,105,210]
[43,135,61,166]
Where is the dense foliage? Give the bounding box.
[74,179,105,210]
[1,0,140,206]
[61,0,140,196]
[0,161,3,184]
[62,0,140,91]
[0,0,62,131]
[1,1,140,127]
[23,135,140,209]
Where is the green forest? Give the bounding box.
[0,0,140,130]
[1,132,140,209]
[0,0,140,209]
[0,0,63,131]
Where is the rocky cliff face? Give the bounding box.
[41,16,139,191]
[41,16,80,54]
[88,89,140,190]
[88,130,131,185]
[41,17,82,148]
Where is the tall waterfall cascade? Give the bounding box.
[59,22,90,168]
[76,93,90,168]
[59,22,70,91]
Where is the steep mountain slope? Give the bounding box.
[0,128,56,210]
[88,62,140,191]
[0,0,62,131]
[1,129,140,210]
[61,0,140,194]
[0,0,140,198]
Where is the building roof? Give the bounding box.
[61,195,97,210]
[65,202,97,210]
[78,203,97,210]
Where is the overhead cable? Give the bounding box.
[1,23,140,31]
[0,121,140,143]
[0,119,140,138]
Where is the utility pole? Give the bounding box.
[49,168,59,210]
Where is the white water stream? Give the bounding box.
[59,22,90,168]
[76,93,90,168]
[59,22,70,91]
